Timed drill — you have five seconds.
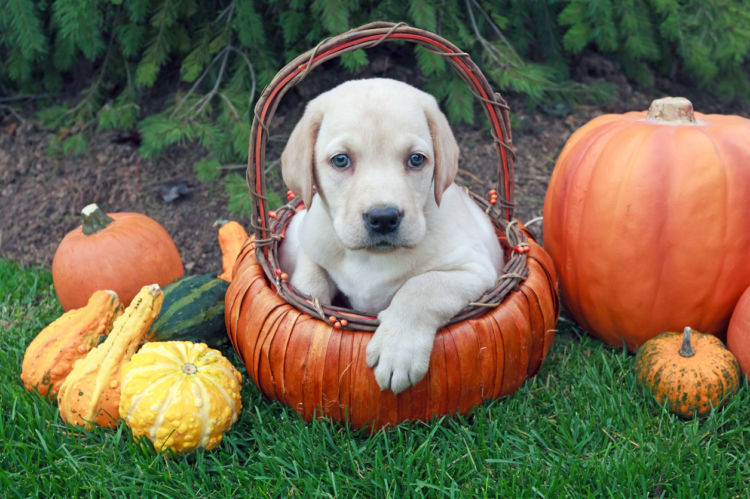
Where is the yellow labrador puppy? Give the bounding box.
[279,78,503,394]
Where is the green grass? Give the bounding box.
[1,258,748,497]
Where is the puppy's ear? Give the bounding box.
[424,98,460,206]
[281,106,322,207]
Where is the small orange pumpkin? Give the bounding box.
[634,327,741,418]
[21,289,123,397]
[727,285,750,380]
[544,97,750,350]
[52,204,184,310]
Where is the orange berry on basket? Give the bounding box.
[280,272,289,281]
[269,210,277,218]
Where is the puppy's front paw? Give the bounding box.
[365,323,435,394]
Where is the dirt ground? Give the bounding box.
[1,57,747,276]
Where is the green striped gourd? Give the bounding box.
[148,274,229,347]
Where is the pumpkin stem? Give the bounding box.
[679,326,696,357]
[182,363,198,375]
[81,203,115,235]
[645,97,697,125]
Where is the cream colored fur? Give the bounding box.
[279,78,503,394]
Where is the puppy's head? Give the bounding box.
[281,78,459,252]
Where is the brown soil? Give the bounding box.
[1,58,747,277]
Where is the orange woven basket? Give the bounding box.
[225,22,560,430]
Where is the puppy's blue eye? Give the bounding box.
[408,153,426,169]
[330,154,351,169]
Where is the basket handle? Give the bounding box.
[247,22,515,249]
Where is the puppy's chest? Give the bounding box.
[324,256,409,314]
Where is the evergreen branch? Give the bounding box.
[465,0,542,83]
[465,0,528,71]
[3,0,47,59]
[171,4,255,123]
[0,103,28,123]
[466,0,523,66]
[217,2,235,24]
[465,0,590,96]
[52,0,107,60]
[0,93,53,103]
[62,5,122,133]
[90,6,121,91]
[218,92,241,121]
[171,48,228,119]
[124,59,134,91]
[220,163,247,171]
[186,44,231,119]
[135,0,180,87]
[264,157,281,175]
[228,46,257,116]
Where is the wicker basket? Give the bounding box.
[225,22,559,430]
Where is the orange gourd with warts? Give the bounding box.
[21,290,123,397]
[634,327,740,418]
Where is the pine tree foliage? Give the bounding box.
[653,0,750,98]
[557,0,750,96]
[1,0,47,83]
[135,0,197,88]
[2,0,749,215]
[312,0,352,35]
[52,0,107,60]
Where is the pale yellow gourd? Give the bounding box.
[119,341,242,453]
[57,284,164,428]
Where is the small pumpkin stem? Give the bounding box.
[81,203,115,235]
[645,97,697,125]
[182,363,198,375]
[679,326,696,357]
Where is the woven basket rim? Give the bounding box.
[258,194,531,331]
[246,22,527,331]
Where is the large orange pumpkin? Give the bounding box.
[52,204,184,310]
[543,97,750,351]
[727,286,750,380]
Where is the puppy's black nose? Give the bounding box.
[363,207,403,235]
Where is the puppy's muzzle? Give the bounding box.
[363,206,403,235]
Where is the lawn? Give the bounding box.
[2,258,748,497]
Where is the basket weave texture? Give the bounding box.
[225,23,560,429]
